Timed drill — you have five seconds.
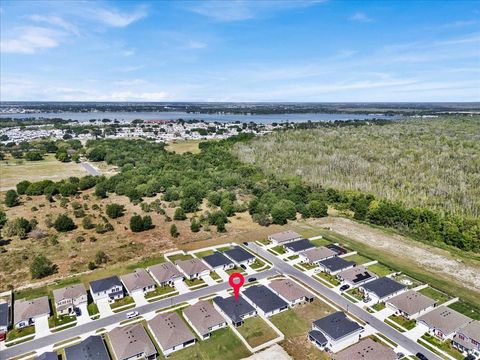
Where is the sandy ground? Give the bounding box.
[242,344,292,360]
[312,217,480,292]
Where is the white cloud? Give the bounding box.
[350,12,373,22]
[28,15,80,35]
[0,26,64,54]
[186,40,208,49]
[89,5,148,27]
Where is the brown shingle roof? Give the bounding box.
[333,338,396,360]
[300,246,337,262]
[183,301,225,336]
[148,262,183,284]
[418,306,472,335]
[14,296,50,324]
[457,321,480,342]
[148,312,195,351]
[337,266,376,284]
[108,324,156,360]
[175,258,209,277]
[52,284,87,303]
[120,268,155,293]
[268,279,312,302]
[387,290,436,316]
[268,230,302,243]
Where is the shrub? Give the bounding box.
[190,219,200,232]
[173,208,187,220]
[95,250,108,265]
[16,180,31,195]
[170,224,179,237]
[5,190,19,207]
[130,215,153,232]
[30,255,57,279]
[307,200,328,218]
[25,151,43,161]
[53,214,76,232]
[106,203,125,219]
[82,216,95,229]
[88,262,97,270]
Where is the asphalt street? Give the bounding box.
[79,162,101,176]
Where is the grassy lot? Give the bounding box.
[6,326,35,341]
[448,300,480,320]
[165,140,202,154]
[185,278,206,287]
[249,258,265,270]
[167,327,250,360]
[126,255,165,271]
[145,286,176,299]
[367,263,394,277]
[346,287,364,301]
[48,314,76,328]
[420,334,464,360]
[287,255,299,260]
[388,314,416,330]
[342,253,372,265]
[167,253,194,263]
[372,302,386,311]
[0,154,87,190]
[110,296,135,310]
[419,287,450,304]
[309,238,331,247]
[237,316,278,348]
[393,274,423,289]
[315,272,340,286]
[271,245,286,254]
[258,238,271,246]
[194,250,215,258]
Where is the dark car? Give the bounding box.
[240,264,247,270]
[74,307,82,316]
[243,242,249,246]
[339,284,350,291]
[415,352,428,360]
[248,277,257,282]
[396,352,405,359]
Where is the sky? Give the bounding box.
[1,0,479,102]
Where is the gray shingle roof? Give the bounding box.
[418,306,472,336]
[268,230,302,243]
[268,279,313,302]
[284,239,314,252]
[213,295,256,324]
[52,284,87,303]
[224,246,255,263]
[300,246,337,263]
[148,262,183,284]
[337,266,376,285]
[175,258,210,277]
[387,290,436,316]
[183,301,225,336]
[202,252,233,268]
[64,335,110,360]
[89,275,122,293]
[242,285,289,314]
[361,277,406,299]
[120,268,155,293]
[148,312,195,351]
[14,296,50,325]
[108,323,156,360]
[319,257,355,273]
[333,338,397,360]
[313,311,363,341]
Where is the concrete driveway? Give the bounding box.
[34,315,51,339]
[131,291,148,306]
[216,268,230,281]
[96,299,114,318]
[76,303,91,325]
[201,274,217,286]
[173,279,189,294]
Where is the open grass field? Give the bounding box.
[166,140,202,154]
[237,316,278,348]
[0,154,88,190]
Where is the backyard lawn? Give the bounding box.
[448,300,480,320]
[342,253,372,265]
[167,254,194,262]
[393,274,423,289]
[194,250,215,258]
[309,238,331,247]
[419,287,450,304]
[367,263,393,277]
[249,259,265,270]
[237,316,278,348]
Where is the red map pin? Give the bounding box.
[229,272,245,302]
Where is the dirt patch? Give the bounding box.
[241,344,292,360]
[311,217,480,292]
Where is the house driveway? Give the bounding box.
[76,303,91,325]
[405,323,428,341]
[34,315,51,339]
[216,269,230,281]
[131,291,148,306]
[97,299,114,318]
[173,279,189,294]
[373,308,394,321]
[201,274,217,286]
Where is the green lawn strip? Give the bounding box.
[126,255,165,271]
[371,302,386,311]
[341,292,359,303]
[367,263,394,277]
[374,333,398,347]
[268,249,279,255]
[309,238,331,247]
[48,314,76,328]
[293,264,306,271]
[6,326,35,342]
[271,245,286,254]
[210,271,222,281]
[194,250,215,258]
[236,316,278,348]
[384,318,406,332]
[419,334,464,360]
[287,255,299,260]
[301,262,319,270]
[226,267,246,276]
[388,314,416,330]
[448,300,480,320]
[418,287,451,304]
[155,302,189,314]
[167,253,194,262]
[53,336,82,348]
[216,246,233,253]
[87,302,99,316]
[249,258,265,270]
[110,296,135,310]
[51,322,77,333]
[315,272,340,286]
[145,286,177,300]
[342,253,373,265]
[9,351,37,360]
[258,238,272,246]
[392,274,423,289]
[346,287,364,301]
[185,277,206,287]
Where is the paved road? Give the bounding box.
[0,269,278,359]
[247,243,442,360]
[79,162,101,176]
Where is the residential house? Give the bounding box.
[120,268,156,296]
[309,311,364,352]
[268,279,314,306]
[52,284,87,316]
[175,258,210,280]
[452,321,480,355]
[64,335,109,360]
[299,247,337,265]
[148,262,183,286]
[326,244,348,255]
[0,301,9,341]
[336,266,377,288]
[36,352,58,360]
[224,246,255,266]
[333,338,396,360]
[202,252,234,271]
[13,296,50,329]
[148,312,196,356]
[213,295,257,327]
[108,323,157,360]
[284,239,314,254]
[183,301,227,340]
[360,277,406,303]
[89,276,124,303]
[242,285,289,317]
[268,230,303,245]
[386,290,436,319]
[417,306,472,340]
[318,257,355,275]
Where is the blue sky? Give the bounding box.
[1,0,479,102]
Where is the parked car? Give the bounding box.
[126,311,139,319]
[396,352,405,359]
[415,352,428,360]
[339,284,350,291]
[248,277,257,282]
[240,264,247,270]
[243,242,249,246]
[363,297,370,303]
[74,308,82,316]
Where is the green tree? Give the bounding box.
[95,250,108,265]
[25,151,43,161]
[173,207,187,220]
[59,182,78,197]
[30,255,57,279]
[0,211,6,229]
[271,199,297,225]
[95,182,108,198]
[16,180,31,195]
[307,200,328,218]
[88,147,106,161]
[53,214,76,232]
[170,224,179,237]
[106,203,125,219]
[190,219,200,232]
[4,189,19,207]
[180,197,199,213]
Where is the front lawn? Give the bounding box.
[167,253,194,262]
[48,314,76,328]
[367,263,393,277]
[371,302,386,311]
[302,262,319,270]
[87,302,99,316]
[258,238,271,246]
[287,255,299,261]
[210,271,221,281]
[145,286,176,299]
[388,314,416,330]
[346,287,364,301]
[420,334,464,360]
[271,245,286,254]
[249,259,265,270]
[237,316,278,348]
[226,266,245,276]
[185,277,206,287]
[315,271,340,286]
[110,296,135,310]
[419,287,450,304]
[6,326,35,341]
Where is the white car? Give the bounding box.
[126,311,139,319]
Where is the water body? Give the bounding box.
[0,111,400,123]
